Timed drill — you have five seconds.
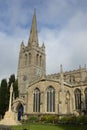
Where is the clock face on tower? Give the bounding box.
[36,68,41,76]
[23,75,27,81]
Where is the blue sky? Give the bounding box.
[0,0,87,81]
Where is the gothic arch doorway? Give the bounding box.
[17,103,24,121]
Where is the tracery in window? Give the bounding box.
[33,88,40,112]
[74,89,81,110]
[47,86,55,112]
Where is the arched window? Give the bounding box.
[25,53,27,65]
[74,89,81,110]
[85,88,87,109]
[29,53,31,64]
[33,88,40,112]
[47,86,55,112]
[70,75,75,83]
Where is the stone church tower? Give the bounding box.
[17,10,46,96]
[12,10,87,120]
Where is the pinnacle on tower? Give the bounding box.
[28,9,38,46]
[60,64,63,74]
[60,64,64,87]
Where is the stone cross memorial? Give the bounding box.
[0,83,19,126]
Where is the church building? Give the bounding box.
[13,10,87,120]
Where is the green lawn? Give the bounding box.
[12,124,87,130]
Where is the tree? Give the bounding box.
[13,79,19,99]
[8,74,15,89]
[0,74,19,117]
[0,79,8,117]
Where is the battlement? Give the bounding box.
[47,66,87,86]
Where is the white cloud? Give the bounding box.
[0,28,29,80]
[0,0,87,81]
[39,11,87,74]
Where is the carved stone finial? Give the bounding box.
[60,64,63,73]
[60,64,64,87]
[79,65,81,70]
[42,42,45,48]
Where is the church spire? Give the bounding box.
[28,9,38,46]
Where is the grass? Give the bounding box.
[12,123,87,130]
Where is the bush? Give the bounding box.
[76,116,87,124]
[29,116,39,123]
[59,116,76,124]
[41,115,59,124]
[59,115,87,125]
[21,115,87,125]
